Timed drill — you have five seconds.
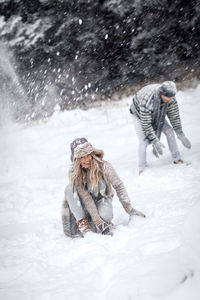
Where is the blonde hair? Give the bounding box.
[69,150,105,191]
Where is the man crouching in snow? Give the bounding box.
[62,138,145,238]
[129,81,191,175]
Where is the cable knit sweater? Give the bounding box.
[75,162,133,226]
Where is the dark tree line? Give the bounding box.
[0,0,200,120]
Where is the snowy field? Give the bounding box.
[0,84,200,300]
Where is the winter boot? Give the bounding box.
[173,159,184,164]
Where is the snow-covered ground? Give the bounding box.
[0,84,200,300]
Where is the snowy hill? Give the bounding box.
[0,85,200,300]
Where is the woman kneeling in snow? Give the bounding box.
[62,138,145,238]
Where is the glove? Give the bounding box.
[177,132,191,149]
[96,221,113,236]
[152,140,165,158]
[129,208,146,218]
[77,218,91,235]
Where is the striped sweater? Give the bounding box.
[130,84,182,143]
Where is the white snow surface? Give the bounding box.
[0,85,200,300]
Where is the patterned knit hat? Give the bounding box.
[159,81,176,97]
[70,138,94,161]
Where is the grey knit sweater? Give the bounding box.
[130,84,182,143]
[75,162,133,226]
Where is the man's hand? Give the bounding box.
[177,132,191,149]
[152,140,165,158]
